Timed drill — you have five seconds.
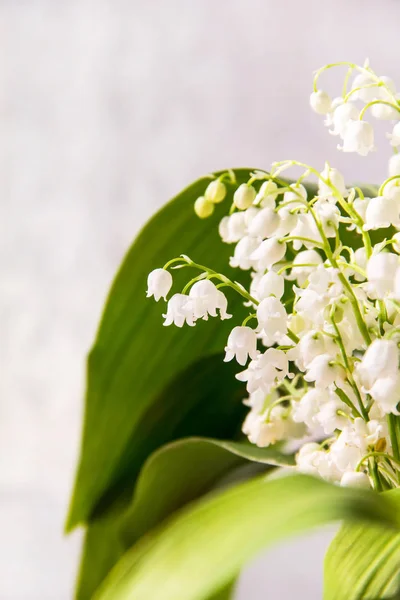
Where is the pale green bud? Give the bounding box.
[194,196,214,219]
[233,184,256,210]
[205,180,227,204]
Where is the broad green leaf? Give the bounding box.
[66,168,256,530]
[121,437,294,546]
[94,474,399,600]
[66,168,319,531]
[208,581,237,600]
[324,488,400,600]
[76,436,292,599]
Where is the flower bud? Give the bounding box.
[205,180,227,204]
[233,184,256,210]
[310,90,332,115]
[194,196,214,219]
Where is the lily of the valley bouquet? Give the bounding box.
[68,61,400,600]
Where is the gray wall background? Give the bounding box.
[2,1,400,598]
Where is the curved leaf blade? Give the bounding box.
[76,436,291,598]
[67,168,260,531]
[95,474,399,600]
[324,489,400,600]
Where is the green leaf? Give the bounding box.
[94,474,399,600]
[324,488,400,600]
[66,169,319,532]
[208,581,237,600]
[76,436,292,599]
[66,168,256,531]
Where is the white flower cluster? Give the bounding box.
[146,60,400,492]
[310,60,400,163]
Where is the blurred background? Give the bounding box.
[2,0,400,597]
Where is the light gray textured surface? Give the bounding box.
[2,1,400,598]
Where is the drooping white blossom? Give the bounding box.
[329,102,359,137]
[339,120,375,156]
[146,268,173,301]
[310,90,332,115]
[256,297,288,340]
[224,326,259,366]
[230,236,260,270]
[248,207,280,238]
[364,196,400,231]
[366,252,398,298]
[388,122,400,147]
[251,238,287,271]
[163,293,195,327]
[236,348,289,395]
[252,270,285,301]
[188,280,232,321]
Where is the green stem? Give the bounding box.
[388,414,400,467]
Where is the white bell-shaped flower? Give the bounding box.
[233,184,257,210]
[389,154,400,177]
[242,405,287,447]
[352,247,367,282]
[248,207,280,239]
[296,444,341,482]
[330,427,364,472]
[329,102,359,137]
[353,197,369,222]
[310,90,332,114]
[283,183,308,207]
[290,213,322,250]
[383,180,400,203]
[254,271,285,300]
[314,200,340,237]
[188,280,232,321]
[274,208,298,237]
[146,268,173,301]
[388,122,400,147]
[316,398,350,434]
[229,236,259,270]
[251,238,287,271]
[289,250,323,286]
[289,330,336,371]
[350,72,377,102]
[304,354,344,388]
[394,266,400,299]
[364,196,400,230]
[163,293,195,327]
[292,388,323,429]
[371,102,399,121]
[318,163,347,200]
[255,180,279,208]
[357,338,399,390]
[218,212,247,243]
[366,252,398,298]
[256,297,288,339]
[340,471,370,488]
[369,374,400,415]
[224,326,258,366]
[340,120,375,156]
[237,348,288,395]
